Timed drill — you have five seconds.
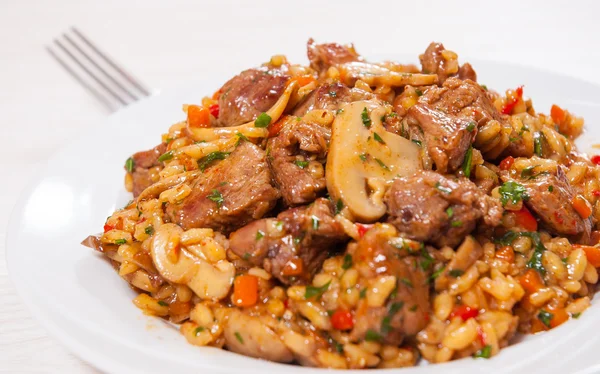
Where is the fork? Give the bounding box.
[46,27,151,112]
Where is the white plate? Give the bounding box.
[7,58,600,374]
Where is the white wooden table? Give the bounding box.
[1,0,599,372]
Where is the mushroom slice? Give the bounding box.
[338,62,438,87]
[187,80,299,142]
[137,170,202,202]
[151,223,234,300]
[326,100,422,222]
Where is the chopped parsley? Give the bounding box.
[365,329,383,342]
[335,199,344,215]
[144,226,154,235]
[198,151,229,171]
[311,215,320,230]
[411,139,422,147]
[359,288,367,299]
[462,146,473,178]
[495,231,546,275]
[533,132,544,156]
[473,344,491,359]
[429,265,446,282]
[255,230,265,240]
[254,112,272,128]
[538,310,554,328]
[548,185,554,192]
[466,121,476,132]
[521,165,538,178]
[305,281,331,299]
[480,84,488,91]
[446,207,454,218]
[361,107,372,128]
[157,300,168,307]
[207,189,224,208]
[125,157,134,172]
[329,90,337,97]
[336,108,344,115]
[409,305,418,312]
[157,151,174,162]
[573,312,581,319]
[194,327,205,336]
[419,246,434,271]
[415,88,423,96]
[243,253,251,260]
[449,269,464,277]
[359,153,368,162]
[114,239,127,245]
[435,182,452,194]
[381,301,404,334]
[234,331,244,344]
[342,254,353,270]
[235,132,249,143]
[294,160,309,169]
[498,181,528,206]
[451,220,463,227]
[375,158,389,170]
[400,278,413,288]
[373,132,385,144]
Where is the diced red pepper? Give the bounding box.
[574,244,600,268]
[519,269,544,294]
[449,305,479,321]
[499,156,515,170]
[209,104,219,118]
[356,223,371,238]
[591,155,600,165]
[501,86,524,115]
[331,309,354,330]
[477,326,487,345]
[513,206,537,232]
[103,224,115,233]
[268,116,287,137]
[495,246,515,263]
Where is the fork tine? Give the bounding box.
[53,38,129,106]
[46,46,117,112]
[71,27,152,97]
[62,33,140,102]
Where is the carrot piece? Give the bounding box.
[233,275,259,307]
[572,194,592,219]
[574,244,600,267]
[103,224,115,233]
[513,206,538,232]
[292,74,316,87]
[530,317,548,334]
[520,269,544,294]
[187,105,211,128]
[499,156,515,170]
[550,104,566,124]
[549,307,569,328]
[496,246,515,263]
[331,309,354,330]
[268,115,288,137]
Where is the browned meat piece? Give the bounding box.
[307,38,361,74]
[385,171,503,248]
[347,224,430,345]
[165,142,279,233]
[267,118,329,206]
[405,103,476,173]
[229,198,348,284]
[129,143,167,197]
[292,82,351,117]
[420,42,477,84]
[500,165,591,240]
[217,67,289,127]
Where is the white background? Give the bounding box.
[1,0,598,372]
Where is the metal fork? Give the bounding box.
[46,27,151,112]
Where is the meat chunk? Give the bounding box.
[347,224,430,345]
[307,38,361,74]
[130,143,167,197]
[267,118,329,206]
[224,310,294,363]
[165,142,279,233]
[292,82,351,117]
[385,171,503,248]
[229,198,347,284]
[405,103,476,173]
[420,42,477,84]
[500,162,591,240]
[217,67,289,127]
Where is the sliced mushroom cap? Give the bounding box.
[151,223,234,300]
[326,100,422,222]
[224,309,294,363]
[338,62,438,87]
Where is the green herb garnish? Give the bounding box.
[207,189,224,208]
[234,331,244,344]
[255,230,265,240]
[466,122,476,132]
[449,269,464,277]
[335,199,344,215]
[294,160,309,169]
[144,226,154,235]
[411,139,422,147]
[311,215,320,230]
[451,220,463,227]
[373,132,385,144]
[400,278,413,288]
[473,345,491,359]
[305,281,331,299]
[538,310,554,328]
[342,254,353,270]
[462,146,473,178]
[365,329,383,341]
[157,151,173,162]
[361,107,372,128]
[157,300,168,307]
[499,181,528,206]
[254,112,272,128]
[198,151,229,171]
[446,207,454,218]
[375,158,389,170]
[359,153,368,162]
[114,239,127,245]
[194,327,205,335]
[125,157,134,172]
[359,288,367,299]
[435,182,452,194]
